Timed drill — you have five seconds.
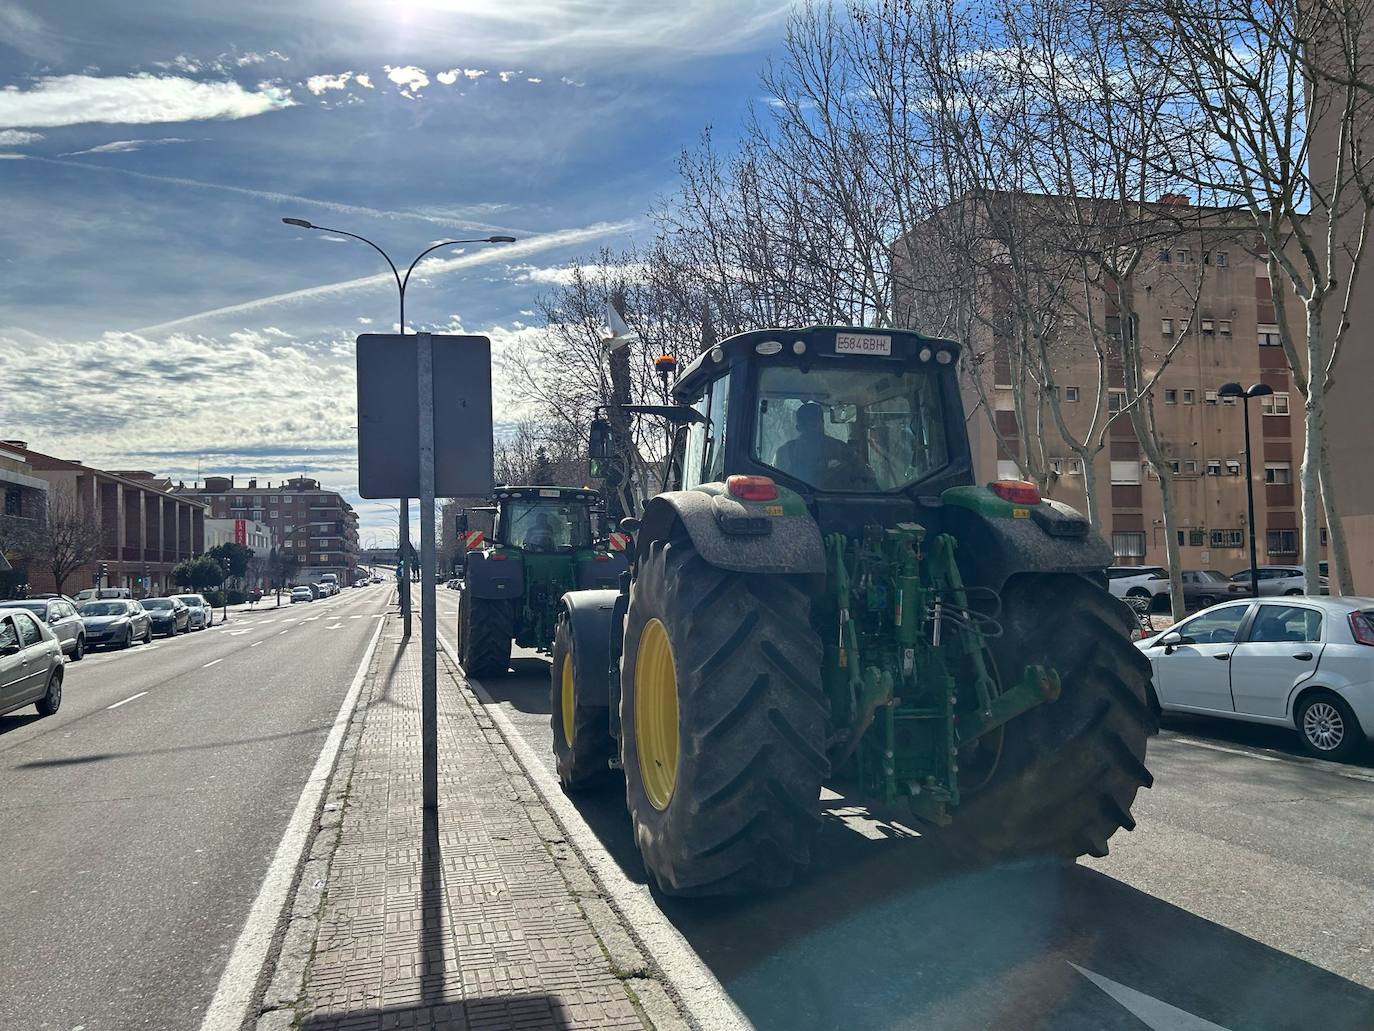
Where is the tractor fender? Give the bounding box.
[638,491,826,575]
[465,550,524,600]
[938,500,1112,592]
[558,589,620,708]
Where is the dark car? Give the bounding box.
[141,597,190,636]
[0,609,64,719]
[0,598,86,661]
[1180,569,1233,610]
[79,599,152,649]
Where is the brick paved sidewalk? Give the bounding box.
[258,617,677,1031]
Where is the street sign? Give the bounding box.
[355,333,494,499]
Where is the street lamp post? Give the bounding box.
[1217,381,1275,602]
[282,217,515,639]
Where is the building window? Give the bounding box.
[1064,386,1080,402]
[1266,529,1299,555]
[1207,460,1222,476]
[1161,318,1173,335]
[1110,461,1141,485]
[1158,249,1172,263]
[1258,323,1282,346]
[1211,528,1244,548]
[1262,392,1290,416]
[1177,529,1186,546]
[1108,389,1126,413]
[1215,251,1229,268]
[1184,460,1198,474]
[1201,319,1215,335]
[1176,249,1191,264]
[1112,531,1146,559]
[1170,460,1181,473]
[1182,389,1195,404]
[1226,460,1242,475]
[1219,320,1232,335]
[1321,527,1329,547]
[1265,462,1292,484]
[1205,389,1218,405]
[1190,528,1206,547]
[1164,388,1178,404]
[270,510,278,518]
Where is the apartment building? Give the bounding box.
[177,475,359,584]
[899,203,1326,577]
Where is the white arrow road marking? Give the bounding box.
[203,658,223,668]
[325,623,343,630]
[107,692,148,709]
[1071,964,1232,1030]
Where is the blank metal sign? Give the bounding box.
[355,333,494,499]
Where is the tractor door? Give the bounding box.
[680,374,730,489]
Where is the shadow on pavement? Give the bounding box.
[0,713,44,736]
[1161,712,1374,767]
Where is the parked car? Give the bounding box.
[370,576,382,584]
[290,586,314,604]
[173,593,214,630]
[74,586,133,603]
[1107,565,1171,602]
[78,599,152,649]
[1227,566,1330,597]
[1137,596,1374,761]
[0,608,64,718]
[141,597,190,636]
[0,598,86,661]
[1180,569,1233,610]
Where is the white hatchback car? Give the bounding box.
[1136,596,1374,761]
[1108,566,1170,603]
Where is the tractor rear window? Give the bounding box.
[503,501,592,551]
[751,364,949,491]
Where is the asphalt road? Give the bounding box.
[434,589,1374,1031]
[0,586,392,1031]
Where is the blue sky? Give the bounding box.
[0,0,793,542]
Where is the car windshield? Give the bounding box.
[174,596,202,605]
[751,363,949,491]
[0,601,46,614]
[1195,570,1230,583]
[143,599,173,610]
[80,602,128,616]
[503,500,592,550]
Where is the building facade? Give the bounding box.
[3,443,208,596]
[0,443,49,598]
[178,476,359,585]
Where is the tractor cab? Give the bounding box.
[491,486,598,553]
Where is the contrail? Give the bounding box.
[12,154,525,235]
[133,221,634,334]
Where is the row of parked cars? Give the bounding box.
[0,592,218,722]
[1109,564,1330,610]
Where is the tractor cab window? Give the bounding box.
[751,364,949,492]
[682,374,731,489]
[502,500,592,552]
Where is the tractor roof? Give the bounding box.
[673,325,960,401]
[492,485,599,503]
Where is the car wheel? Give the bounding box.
[143,625,152,643]
[1127,587,1151,599]
[1296,693,1364,762]
[123,627,135,649]
[35,669,62,717]
[71,635,85,662]
[1196,594,1217,609]
[1285,589,1303,596]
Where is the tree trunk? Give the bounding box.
[1299,306,1324,593]
[1079,453,1101,535]
[1156,473,1187,620]
[1316,435,1356,596]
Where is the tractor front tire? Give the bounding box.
[458,589,512,677]
[941,573,1157,862]
[620,532,829,896]
[551,616,615,790]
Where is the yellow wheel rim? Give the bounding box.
[634,618,680,810]
[560,650,575,748]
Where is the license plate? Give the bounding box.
[835,332,892,356]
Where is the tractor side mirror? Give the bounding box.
[457,510,469,533]
[589,418,613,480]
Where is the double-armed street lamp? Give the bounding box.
[281,218,515,636]
[1217,381,1275,602]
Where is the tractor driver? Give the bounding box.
[772,401,877,489]
[524,510,564,550]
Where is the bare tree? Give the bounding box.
[32,484,104,596]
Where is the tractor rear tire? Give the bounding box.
[551,616,614,790]
[458,589,512,677]
[619,532,829,896]
[941,573,1157,862]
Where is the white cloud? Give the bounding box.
[384,65,429,99]
[463,69,487,80]
[354,73,374,89]
[135,221,636,334]
[306,71,354,95]
[236,50,289,66]
[526,77,542,84]
[61,137,195,156]
[0,129,42,145]
[498,71,519,82]
[0,1,61,61]
[560,76,585,87]
[0,74,294,130]
[436,69,459,86]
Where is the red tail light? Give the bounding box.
[593,554,611,562]
[991,479,1041,505]
[489,552,508,562]
[1349,611,1374,646]
[726,474,778,502]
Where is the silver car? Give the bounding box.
[0,598,86,661]
[0,608,64,719]
[1227,565,1331,598]
[173,594,214,630]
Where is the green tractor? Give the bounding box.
[552,326,1157,895]
[457,486,628,676]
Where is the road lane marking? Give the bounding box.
[251,641,262,648]
[1172,738,1281,762]
[199,616,385,1031]
[107,692,148,709]
[436,628,747,1031]
[226,629,250,637]
[203,658,223,668]
[302,616,320,622]
[350,615,361,619]
[278,629,289,635]
[326,623,343,630]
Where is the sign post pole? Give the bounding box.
[399,500,412,636]
[417,332,439,813]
